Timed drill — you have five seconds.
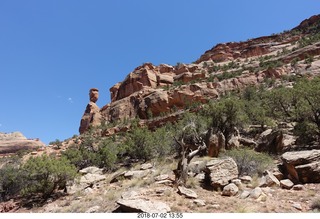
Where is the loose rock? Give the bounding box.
[222,183,239,196]
[249,187,263,199]
[178,186,198,199]
[280,179,294,190]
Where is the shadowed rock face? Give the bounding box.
[281,150,320,183]
[0,132,45,155]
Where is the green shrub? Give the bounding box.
[124,125,156,161]
[62,134,123,171]
[122,121,176,162]
[202,97,248,148]
[0,165,24,201]
[21,155,77,199]
[62,147,95,170]
[97,138,119,171]
[223,148,274,176]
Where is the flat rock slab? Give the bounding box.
[124,170,150,179]
[79,166,103,175]
[80,173,106,184]
[116,199,171,213]
[155,174,169,181]
[178,186,198,199]
[193,199,206,206]
[140,163,153,170]
[281,150,320,183]
[280,179,294,189]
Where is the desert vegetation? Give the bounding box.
[2,76,320,204]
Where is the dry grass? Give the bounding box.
[185,176,200,189]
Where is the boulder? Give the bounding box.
[272,169,284,181]
[124,170,151,179]
[85,206,101,213]
[292,184,304,191]
[67,173,106,194]
[231,179,242,187]
[281,150,320,183]
[193,199,206,207]
[255,129,284,154]
[227,135,240,149]
[79,166,103,175]
[204,157,239,189]
[239,176,252,184]
[207,132,225,157]
[280,179,294,190]
[140,163,153,170]
[178,186,198,199]
[222,183,239,196]
[121,190,141,200]
[154,174,169,181]
[240,190,251,199]
[116,199,171,213]
[249,187,263,199]
[259,171,280,187]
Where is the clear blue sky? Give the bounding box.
[0,0,319,144]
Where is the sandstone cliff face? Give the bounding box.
[0,132,45,155]
[79,14,320,134]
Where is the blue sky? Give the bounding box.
[0,0,319,144]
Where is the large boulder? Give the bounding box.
[204,157,239,189]
[281,150,320,183]
[207,131,225,157]
[255,129,285,154]
[67,167,106,194]
[116,199,171,213]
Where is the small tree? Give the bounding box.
[173,122,207,186]
[203,97,248,149]
[293,78,320,143]
[124,124,156,162]
[171,113,211,185]
[21,155,77,199]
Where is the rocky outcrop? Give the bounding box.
[79,88,103,134]
[101,82,220,123]
[293,14,320,33]
[78,14,320,134]
[0,132,45,155]
[67,166,106,194]
[196,38,278,63]
[281,150,320,183]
